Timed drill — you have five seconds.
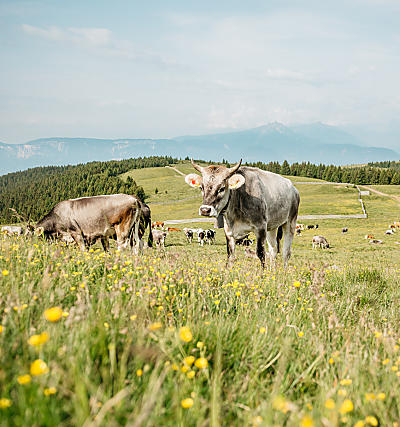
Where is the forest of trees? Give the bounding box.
[245,160,400,186]
[0,156,176,223]
[1,155,400,224]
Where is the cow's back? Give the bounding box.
[234,167,299,228]
[54,194,140,235]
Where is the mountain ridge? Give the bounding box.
[0,122,398,175]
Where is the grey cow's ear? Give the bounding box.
[185,173,202,188]
[228,174,245,189]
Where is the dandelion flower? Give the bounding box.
[181,398,194,408]
[196,341,204,349]
[324,398,335,409]
[376,392,385,400]
[0,398,11,409]
[17,374,31,385]
[329,358,335,364]
[354,421,365,427]
[365,393,375,401]
[300,415,314,427]
[184,356,195,366]
[44,307,63,322]
[365,416,378,426]
[2,270,9,276]
[340,378,352,386]
[0,326,3,334]
[293,281,301,288]
[30,359,49,376]
[194,357,208,369]
[298,331,304,337]
[148,322,162,331]
[179,326,193,343]
[187,370,195,379]
[259,327,266,334]
[28,332,49,346]
[44,387,57,396]
[136,369,143,377]
[339,399,353,414]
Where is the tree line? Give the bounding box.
[244,160,400,185]
[0,156,176,224]
[1,155,399,224]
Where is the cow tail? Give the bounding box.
[277,226,283,253]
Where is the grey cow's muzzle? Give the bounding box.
[199,205,218,217]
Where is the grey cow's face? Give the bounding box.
[185,162,245,217]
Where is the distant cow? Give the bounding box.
[236,234,254,246]
[183,228,194,243]
[1,226,23,236]
[365,234,374,240]
[152,221,164,229]
[35,194,143,252]
[369,239,383,244]
[205,229,216,244]
[296,223,305,231]
[385,229,395,235]
[307,224,319,230]
[167,227,181,232]
[186,159,299,268]
[152,229,167,248]
[342,228,348,233]
[197,229,205,246]
[312,235,329,249]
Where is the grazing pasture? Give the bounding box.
[1,165,400,426]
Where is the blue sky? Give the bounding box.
[1,0,400,145]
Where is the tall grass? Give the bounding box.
[1,232,400,426]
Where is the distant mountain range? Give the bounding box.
[0,122,398,175]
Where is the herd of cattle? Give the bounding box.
[1,159,399,267]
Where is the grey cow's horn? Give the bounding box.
[191,159,204,173]
[227,159,242,176]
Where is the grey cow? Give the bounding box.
[35,194,143,252]
[185,160,300,268]
[312,235,329,249]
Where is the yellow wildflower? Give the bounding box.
[184,356,195,366]
[148,322,162,331]
[179,326,193,343]
[194,357,208,369]
[339,399,354,414]
[376,392,385,400]
[181,398,194,408]
[44,387,57,396]
[365,416,378,426]
[365,393,375,401]
[0,325,3,334]
[0,398,12,409]
[298,331,304,337]
[354,421,365,427]
[2,270,9,276]
[17,374,31,385]
[136,369,143,377]
[187,370,195,379]
[196,341,204,349]
[28,332,49,346]
[44,307,63,322]
[324,398,335,409]
[300,415,314,427]
[259,327,266,334]
[30,359,49,376]
[340,378,352,386]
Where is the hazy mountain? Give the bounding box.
[0,123,398,175]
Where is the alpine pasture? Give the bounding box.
[1,163,400,426]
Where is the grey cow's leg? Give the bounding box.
[70,232,87,251]
[225,235,236,268]
[266,229,279,267]
[256,227,267,269]
[282,218,296,268]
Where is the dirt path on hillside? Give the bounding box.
[165,165,186,177]
[361,186,400,205]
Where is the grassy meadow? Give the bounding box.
[1,164,400,426]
